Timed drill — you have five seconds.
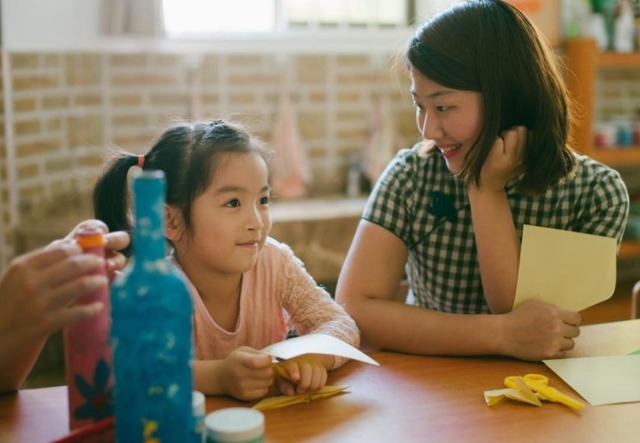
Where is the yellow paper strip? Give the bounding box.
[252,385,348,411]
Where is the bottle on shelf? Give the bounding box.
[346,154,362,199]
[63,227,114,430]
[614,0,636,53]
[110,170,194,442]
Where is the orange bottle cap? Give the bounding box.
[76,231,106,249]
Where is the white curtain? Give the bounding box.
[101,0,166,36]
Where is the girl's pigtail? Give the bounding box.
[93,153,139,255]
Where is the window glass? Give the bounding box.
[163,0,275,35]
[163,0,409,36]
[285,0,406,27]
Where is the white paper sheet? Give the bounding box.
[544,355,640,406]
[262,333,379,366]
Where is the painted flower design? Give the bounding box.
[72,358,114,421]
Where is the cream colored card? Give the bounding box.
[261,333,379,366]
[513,225,616,311]
[544,355,640,406]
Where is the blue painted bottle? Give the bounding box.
[110,170,194,442]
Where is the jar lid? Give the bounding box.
[192,391,205,414]
[205,408,264,442]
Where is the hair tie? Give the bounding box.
[137,155,145,168]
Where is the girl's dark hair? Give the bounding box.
[405,0,575,193]
[93,119,271,255]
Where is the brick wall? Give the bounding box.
[0,54,7,262]
[3,48,638,266]
[0,50,417,264]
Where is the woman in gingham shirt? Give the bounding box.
[336,0,629,361]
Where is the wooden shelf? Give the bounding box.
[597,51,640,68]
[564,38,640,165]
[565,39,640,264]
[619,240,640,259]
[588,146,640,164]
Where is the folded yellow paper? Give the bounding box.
[484,374,586,411]
[255,335,379,412]
[252,385,349,411]
[484,376,541,407]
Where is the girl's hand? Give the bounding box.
[477,126,526,192]
[275,354,330,396]
[220,347,274,401]
[499,299,581,361]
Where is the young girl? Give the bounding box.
[93,119,359,401]
[336,0,629,361]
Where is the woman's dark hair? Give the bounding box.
[93,119,271,255]
[405,0,575,193]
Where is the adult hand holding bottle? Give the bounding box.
[0,219,130,393]
[50,219,130,280]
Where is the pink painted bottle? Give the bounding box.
[63,227,114,430]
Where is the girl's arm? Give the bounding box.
[468,127,526,314]
[278,244,360,369]
[335,220,580,361]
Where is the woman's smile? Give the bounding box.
[437,143,463,160]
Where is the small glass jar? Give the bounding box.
[616,119,634,147]
[193,391,206,443]
[205,408,264,443]
[594,121,617,148]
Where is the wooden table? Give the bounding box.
[2,320,639,443]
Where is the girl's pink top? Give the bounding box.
[175,237,360,369]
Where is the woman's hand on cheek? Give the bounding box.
[220,347,274,401]
[479,125,526,192]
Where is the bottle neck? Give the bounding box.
[132,171,167,263]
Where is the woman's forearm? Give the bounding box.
[468,187,520,313]
[347,296,502,356]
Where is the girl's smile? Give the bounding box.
[237,239,260,248]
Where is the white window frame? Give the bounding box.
[158,0,453,55]
[163,0,417,37]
